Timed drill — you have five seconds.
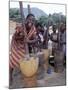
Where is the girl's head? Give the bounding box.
[25,14,36,29]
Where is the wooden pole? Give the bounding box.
[58,15,61,50]
[19,2,37,88]
[28,4,31,14]
[19,1,25,24]
[58,23,60,50]
[19,1,29,57]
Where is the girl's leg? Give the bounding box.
[9,66,13,86]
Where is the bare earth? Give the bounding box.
[9,66,66,89]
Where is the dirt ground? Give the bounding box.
[9,65,66,89]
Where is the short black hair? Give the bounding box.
[36,22,43,28]
[53,24,57,30]
[26,14,35,19]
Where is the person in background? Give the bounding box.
[36,23,44,49]
[43,25,49,49]
[36,22,49,50]
[50,24,59,56]
[9,14,38,85]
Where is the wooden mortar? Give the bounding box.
[42,49,50,72]
[19,55,39,87]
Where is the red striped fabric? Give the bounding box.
[9,26,36,69]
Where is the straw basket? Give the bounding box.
[19,55,39,87]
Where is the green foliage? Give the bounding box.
[9,8,66,25]
[38,16,48,26]
[9,8,23,23]
[38,13,66,26]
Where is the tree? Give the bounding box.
[38,13,66,27]
[38,16,48,26]
[9,8,66,25]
